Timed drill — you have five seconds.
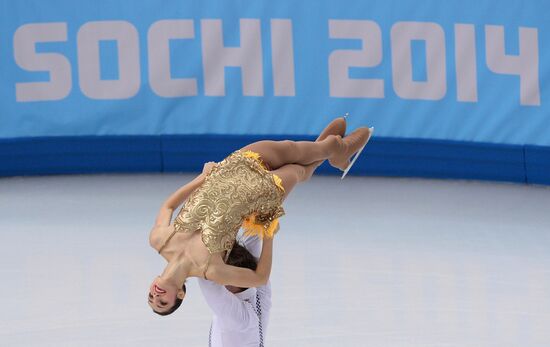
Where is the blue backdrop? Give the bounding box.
[0,0,549,183]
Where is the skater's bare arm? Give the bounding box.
[209,237,273,287]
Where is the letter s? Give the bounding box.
[13,22,72,102]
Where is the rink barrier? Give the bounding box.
[1,135,549,185]
[524,145,550,185]
[0,136,161,175]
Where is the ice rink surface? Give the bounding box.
[1,174,550,346]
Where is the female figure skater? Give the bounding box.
[148,117,372,315]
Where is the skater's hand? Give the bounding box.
[202,161,216,175]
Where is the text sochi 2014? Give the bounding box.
[13,19,540,106]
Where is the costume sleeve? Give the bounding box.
[197,279,258,331]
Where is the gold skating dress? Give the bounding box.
[173,150,285,256]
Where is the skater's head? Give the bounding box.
[147,241,257,315]
[148,276,186,315]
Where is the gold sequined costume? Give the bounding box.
[173,150,285,255]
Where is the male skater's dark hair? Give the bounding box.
[226,242,258,271]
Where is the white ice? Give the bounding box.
[1,174,549,346]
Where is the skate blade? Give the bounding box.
[341,127,374,180]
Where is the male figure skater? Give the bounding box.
[198,231,271,347]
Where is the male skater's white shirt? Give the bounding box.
[198,234,271,347]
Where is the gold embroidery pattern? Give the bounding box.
[174,150,285,254]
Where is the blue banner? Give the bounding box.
[1,0,548,145]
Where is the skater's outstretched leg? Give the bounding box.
[240,117,347,170]
[241,127,371,172]
[240,136,343,170]
[269,161,318,199]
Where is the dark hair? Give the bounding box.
[226,242,258,271]
[153,241,257,315]
[225,241,258,291]
[153,283,186,316]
